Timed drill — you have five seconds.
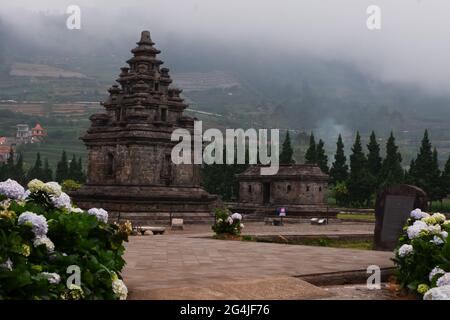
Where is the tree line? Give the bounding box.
[0,150,85,185]
[278,129,450,207]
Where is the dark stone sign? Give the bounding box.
[374,184,427,251]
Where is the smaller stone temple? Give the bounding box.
[229,164,338,218]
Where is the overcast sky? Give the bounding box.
[2,0,450,94]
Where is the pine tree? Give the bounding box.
[412,130,438,198]
[367,131,382,177]
[43,158,53,182]
[429,147,445,202]
[279,131,294,164]
[27,152,45,181]
[380,132,403,187]
[367,131,382,193]
[304,132,316,164]
[56,150,69,183]
[329,134,348,184]
[347,132,372,206]
[315,139,328,174]
[14,153,25,184]
[68,154,78,180]
[77,157,85,183]
[441,154,450,198]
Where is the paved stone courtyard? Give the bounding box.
[123,222,395,299]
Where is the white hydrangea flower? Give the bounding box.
[442,231,449,239]
[33,236,55,252]
[41,272,61,284]
[428,224,442,235]
[231,212,242,221]
[51,192,71,210]
[112,279,128,300]
[217,218,223,223]
[87,208,108,223]
[27,179,45,193]
[423,285,450,300]
[240,223,245,228]
[71,207,84,213]
[226,216,234,225]
[0,258,13,271]
[410,208,429,220]
[437,273,450,287]
[444,220,450,226]
[18,211,48,237]
[429,267,446,281]
[432,213,447,223]
[42,182,62,197]
[398,244,413,257]
[431,236,445,245]
[407,220,428,239]
[0,179,25,200]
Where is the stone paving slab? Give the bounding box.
[123,234,394,300]
[133,277,333,300]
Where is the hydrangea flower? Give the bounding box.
[18,211,48,237]
[422,216,437,225]
[231,213,242,221]
[33,236,55,252]
[87,208,108,223]
[437,273,450,287]
[0,258,13,271]
[442,231,449,239]
[431,236,445,245]
[51,192,71,210]
[112,279,128,300]
[398,244,413,257]
[61,284,85,300]
[42,182,62,197]
[423,285,450,300]
[71,207,84,213]
[427,224,442,235]
[407,220,428,239]
[0,179,25,200]
[41,272,61,284]
[432,213,447,223]
[240,223,245,228]
[27,179,45,193]
[417,284,430,295]
[429,267,445,282]
[410,208,429,220]
[226,216,234,225]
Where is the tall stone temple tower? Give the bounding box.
[72,31,218,224]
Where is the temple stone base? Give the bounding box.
[71,185,220,225]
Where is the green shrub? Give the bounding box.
[211,208,243,236]
[61,179,81,192]
[0,179,129,300]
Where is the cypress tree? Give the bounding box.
[304,132,317,164]
[68,154,78,180]
[367,131,382,177]
[279,131,294,164]
[56,150,69,183]
[14,153,25,184]
[429,147,444,202]
[412,130,437,198]
[441,154,450,198]
[380,132,403,186]
[347,132,372,206]
[27,152,44,181]
[77,157,85,183]
[315,139,329,174]
[43,158,53,182]
[329,134,348,184]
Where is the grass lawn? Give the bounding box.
[289,238,374,250]
[337,213,375,222]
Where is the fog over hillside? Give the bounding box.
[2,0,450,160]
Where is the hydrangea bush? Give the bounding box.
[212,208,244,236]
[0,179,129,300]
[394,208,450,300]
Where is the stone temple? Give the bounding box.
[229,165,339,218]
[72,31,218,224]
